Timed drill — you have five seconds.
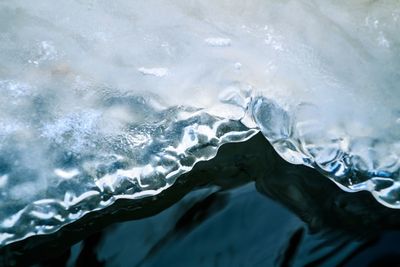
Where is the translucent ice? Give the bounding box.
[0,0,399,245]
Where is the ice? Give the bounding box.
[204,38,232,47]
[0,0,399,245]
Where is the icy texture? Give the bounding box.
[0,0,399,245]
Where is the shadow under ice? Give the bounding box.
[2,133,400,266]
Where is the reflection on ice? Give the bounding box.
[0,0,399,245]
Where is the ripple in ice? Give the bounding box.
[0,0,399,247]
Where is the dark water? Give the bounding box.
[2,134,400,267]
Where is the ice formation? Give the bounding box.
[0,0,399,246]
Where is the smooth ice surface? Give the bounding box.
[0,0,399,245]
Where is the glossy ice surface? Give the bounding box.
[0,0,399,245]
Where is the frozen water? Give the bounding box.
[0,0,399,245]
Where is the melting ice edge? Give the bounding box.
[0,0,400,246]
